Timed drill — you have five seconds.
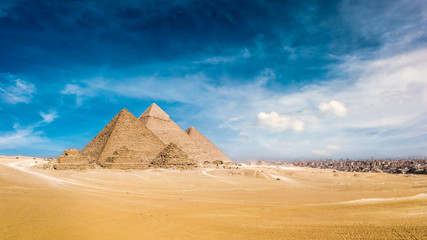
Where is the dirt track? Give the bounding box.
[1,156,426,239]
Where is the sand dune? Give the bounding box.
[1,156,426,239]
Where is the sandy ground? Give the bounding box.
[0,156,426,239]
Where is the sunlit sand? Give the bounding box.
[1,156,426,239]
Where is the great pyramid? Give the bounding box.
[138,103,215,163]
[186,126,232,164]
[80,109,166,168]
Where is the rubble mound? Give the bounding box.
[152,143,198,170]
[225,169,269,179]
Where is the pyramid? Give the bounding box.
[138,103,215,163]
[81,109,166,166]
[186,126,232,163]
[152,143,198,169]
[51,149,95,170]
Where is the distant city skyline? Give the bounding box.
[0,0,426,160]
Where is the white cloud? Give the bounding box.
[195,48,251,64]
[40,110,59,124]
[238,131,250,137]
[0,125,46,150]
[256,112,304,133]
[312,145,341,157]
[311,149,331,157]
[0,109,59,150]
[61,78,108,106]
[318,100,348,117]
[0,74,35,104]
[327,145,341,150]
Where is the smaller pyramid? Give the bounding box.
[51,149,95,170]
[81,109,166,165]
[186,126,232,163]
[152,143,198,169]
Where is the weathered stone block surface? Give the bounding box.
[186,126,232,163]
[152,143,198,170]
[100,163,149,170]
[57,149,89,164]
[52,163,95,170]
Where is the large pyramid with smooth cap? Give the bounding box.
[138,103,215,163]
[81,109,166,165]
[186,126,232,163]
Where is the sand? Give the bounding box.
[1,156,426,239]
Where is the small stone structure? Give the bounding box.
[51,149,95,170]
[152,143,198,170]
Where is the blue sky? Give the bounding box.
[0,0,426,160]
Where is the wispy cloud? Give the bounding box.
[0,124,45,150]
[0,110,59,150]
[0,73,35,104]
[194,48,251,64]
[61,78,108,106]
[39,110,58,124]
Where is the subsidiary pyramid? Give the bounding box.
[138,104,214,163]
[152,143,198,169]
[186,126,232,163]
[81,109,166,165]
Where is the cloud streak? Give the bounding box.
[0,73,35,104]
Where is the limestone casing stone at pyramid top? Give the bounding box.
[139,103,170,121]
[186,126,232,163]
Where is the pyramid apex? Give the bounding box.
[139,103,170,121]
[117,108,135,118]
[186,126,198,135]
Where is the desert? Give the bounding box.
[1,155,426,239]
